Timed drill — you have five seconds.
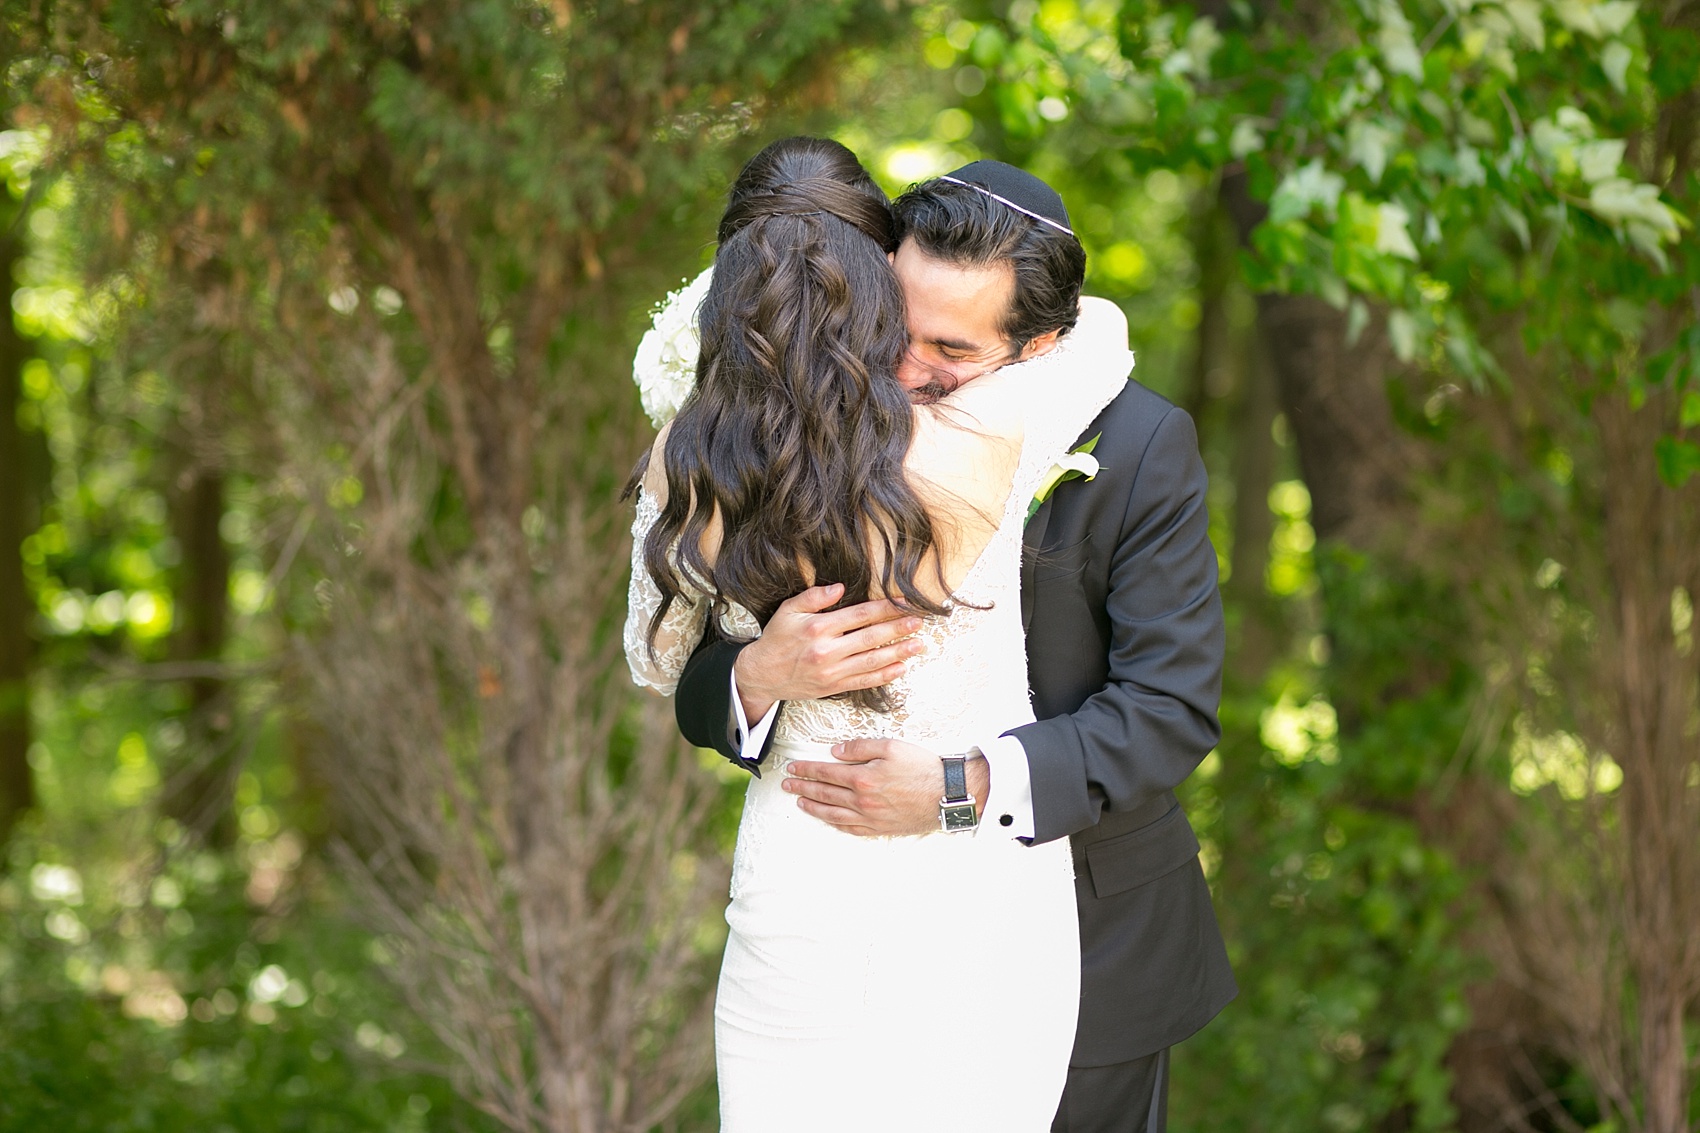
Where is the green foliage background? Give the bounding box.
[2,0,1696,1130]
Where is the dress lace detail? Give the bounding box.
[624,491,761,695]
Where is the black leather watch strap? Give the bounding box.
[941,755,969,803]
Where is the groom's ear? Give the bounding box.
[1015,327,1064,362]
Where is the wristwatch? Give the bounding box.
[938,753,979,832]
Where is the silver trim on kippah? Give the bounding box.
[939,175,1076,236]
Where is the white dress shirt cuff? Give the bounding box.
[729,669,781,760]
[978,733,1036,840]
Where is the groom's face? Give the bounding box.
[891,240,1025,399]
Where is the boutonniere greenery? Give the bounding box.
[1028,434,1101,521]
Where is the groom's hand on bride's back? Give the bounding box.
[731,584,924,720]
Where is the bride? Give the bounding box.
[624,137,1130,1130]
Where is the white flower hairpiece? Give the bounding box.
[632,266,713,427]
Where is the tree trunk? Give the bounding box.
[1253,293,1411,547]
[161,460,233,843]
[1185,180,1284,683]
[1224,337,1282,682]
[1595,391,1700,1133]
[0,212,35,848]
[1184,188,1242,430]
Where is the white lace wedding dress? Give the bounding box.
[625,301,1131,1132]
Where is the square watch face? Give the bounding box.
[941,804,977,831]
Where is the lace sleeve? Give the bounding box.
[623,488,709,695]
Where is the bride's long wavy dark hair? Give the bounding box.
[639,137,950,707]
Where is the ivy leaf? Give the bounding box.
[1654,436,1700,487]
[1349,120,1399,183]
[1552,0,1601,37]
[1389,309,1420,362]
[1680,391,1700,429]
[1230,118,1265,158]
[1625,222,1670,270]
[1589,178,1682,241]
[1375,202,1420,260]
[1376,0,1425,79]
[1594,1,1639,37]
[1576,139,1625,183]
[1346,298,1370,346]
[1454,144,1487,188]
[1601,40,1633,93]
[1502,0,1545,48]
[1498,202,1532,250]
[1270,161,1345,223]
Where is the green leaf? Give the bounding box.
[1454,145,1486,188]
[1680,392,1700,429]
[1498,202,1532,250]
[1594,1,1638,36]
[1374,202,1420,261]
[1319,270,1351,310]
[1270,161,1344,223]
[1348,121,1398,183]
[1552,0,1602,37]
[1229,118,1265,158]
[1588,178,1682,241]
[1576,138,1625,183]
[1601,40,1633,93]
[1389,309,1420,362]
[1654,436,1700,487]
[1502,0,1545,48]
[1625,222,1670,270]
[1346,299,1370,347]
[1375,0,1424,79]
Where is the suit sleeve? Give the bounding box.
[1011,406,1224,846]
[674,632,744,758]
[673,632,781,774]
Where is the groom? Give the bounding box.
[672,161,1235,1132]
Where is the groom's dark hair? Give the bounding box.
[893,171,1086,354]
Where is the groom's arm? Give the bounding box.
[673,586,924,769]
[674,632,756,761]
[1009,405,1222,844]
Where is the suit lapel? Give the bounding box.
[1021,406,1117,634]
[1020,496,1054,635]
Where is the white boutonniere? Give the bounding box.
[1028,434,1101,521]
[632,266,713,427]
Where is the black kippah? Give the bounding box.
[938,160,1074,235]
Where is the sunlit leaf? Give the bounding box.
[1576,138,1625,182]
[1389,308,1420,361]
[1270,160,1345,223]
[1375,202,1420,260]
[1348,120,1399,183]
[1501,0,1545,48]
[1376,0,1425,78]
[1601,40,1634,92]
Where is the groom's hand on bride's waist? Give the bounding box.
[783,740,990,837]
[732,585,925,720]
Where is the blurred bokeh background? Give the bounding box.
[1,1,1696,1130]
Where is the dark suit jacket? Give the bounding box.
[673,379,1236,1068]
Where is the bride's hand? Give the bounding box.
[731,584,924,719]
